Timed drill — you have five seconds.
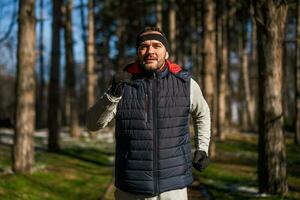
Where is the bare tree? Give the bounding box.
[85,0,96,110]
[254,0,288,194]
[239,17,255,130]
[156,0,163,30]
[13,0,36,173]
[191,0,200,83]
[217,0,229,140]
[115,2,127,69]
[250,1,257,67]
[250,0,258,131]
[48,0,62,152]
[37,0,46,128]
[295,0,300,145]
[0,0,17,44]
[168,0,176,61]
[64,0,80,138]
[202,0,216,158]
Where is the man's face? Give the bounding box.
[137,32,168,71]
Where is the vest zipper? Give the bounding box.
[145,94,148,122]
[153,73,159,194]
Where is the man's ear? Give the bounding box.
[165,52,169,59]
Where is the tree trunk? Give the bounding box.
[13,0,36,173]
[37,0,46,128]
[195,0,203,86]
[202,0,216,158]
[62,3,69,127]
[99,34,110,95]
[191,0,200,83]
[48,0,62,152]
[217,1,228,140]
[86,0,96,110]
[156,0,162,30]
[240,21,255,130]
[250,0,258,131]
[64,0,80,138]
[168,0,176,61]
[79,0,87,109]
[295,0,300,145]
[250,1,257,66]
[237,25,247,129]
[116,1,126,69]
[241,42,252,129]
[254,0,288,194]
[177,2,188,67]
[216,1,222,133]
[226,0,235,129]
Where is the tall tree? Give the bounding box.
[191,0,200,83]
[239,11,255,130]
[79,0,87,105]
[250,1,257,66]
[176,1,189,67]
[296,0,300,144]
[37,0,46,128]
[202,0,216,158]
[226,0,237,127]
[250,0,258,131]
[156,0,163,30]
[13,0,36,173]
[48,0,62,152]
[168,0,176,61]
[217,0,229,140]
[116,1,127,69]
[86,0,96,110]
[254,0,288,194]
[64,0,80,138]
[0,0,17,44]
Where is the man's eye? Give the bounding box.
[139,45,147,49]
[153,44,162,48]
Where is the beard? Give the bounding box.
[139,53,166,71]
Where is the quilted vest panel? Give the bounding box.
[114,70,193,195]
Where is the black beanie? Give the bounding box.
[136,33,171,53]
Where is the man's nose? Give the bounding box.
[147,45,155,54]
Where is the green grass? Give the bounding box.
[1,132,300,200]
[0,145,11,169]
[0,141,114,200]
[193,134,300,200]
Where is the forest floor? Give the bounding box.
[0,127,300,200]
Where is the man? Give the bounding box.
[87,27,211,200]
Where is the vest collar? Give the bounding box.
[124,59,182,76]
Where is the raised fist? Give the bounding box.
[108,71,132,97]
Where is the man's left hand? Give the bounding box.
[192,150,210,172]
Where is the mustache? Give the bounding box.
[144,56,157,60]
[141,56,157,65]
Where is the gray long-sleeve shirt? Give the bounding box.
[86,78,211,154]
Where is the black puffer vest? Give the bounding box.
[115,60,193,195]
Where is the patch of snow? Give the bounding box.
[0,137,13,145]
[0,168,13,175]
[235,186,258,194]
[0,128,13,135]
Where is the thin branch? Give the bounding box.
[0,0,18,44]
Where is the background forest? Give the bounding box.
[0,0,300,199]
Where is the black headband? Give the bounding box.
[136,33,170,53]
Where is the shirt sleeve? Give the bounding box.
[190,78,211,154]
[86,92,121,132]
